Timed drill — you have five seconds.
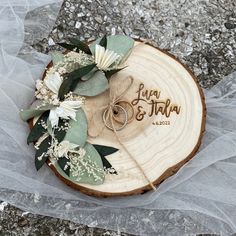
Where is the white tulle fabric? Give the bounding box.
[1,1,236,235]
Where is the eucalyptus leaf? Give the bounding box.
[52,143,105,185]
[68,63,96,81]
[35,136,51,171]
[27,111,49,144]
[70,143,105,185]
[89,35,134,59]
[20,104,55,122]
[81,67,98,81]
[58,63,96,99]
[50,52,64,65]
[63,109,88,146]
[29,100,44,110]
[57,156,70,176]
[73,70,109,96]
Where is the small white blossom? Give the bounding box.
[36,80,43,90]
[37,153,45,161]
[55,141,80,158]
[68,151,104,182]
[33,50,88,127]
[44,72,63,94]
[35,93,43,100]
[58,67,67,75]
[40,88,47,95]
[34,133,49,150]
[49,100,83,127]
[78,148,86,158]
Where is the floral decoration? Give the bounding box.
[20,35,134,185]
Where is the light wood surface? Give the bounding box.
[47,41,206,197]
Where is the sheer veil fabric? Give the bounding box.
[1,1,236,235]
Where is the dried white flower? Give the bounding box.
[35,93,43,100]
[49,100,83,127]
[34,133,49,150]
[36,80,43,90]
[69,151,104,182]
[37,153,45,161]
[58,67,67,75]
[95,45,120,71]
[78,148,86,158]
[44,72,63,94]
[40,88,47,95]
[55,140,80,158]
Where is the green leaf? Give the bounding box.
[68,63,96,81]
[81,67,98,81]
[50,52,64,65]
[58,38,92,55]
[63,109,88,146]
[99,35,107,48]
[46,118,53,136]
[58,77,73,100]
[70,143,105,185]
[52,143,105,185]
[54,119,67,142]
[35,136,51,171]
[93,144,118,175]
[101,155,117,175]
[89,35,134,59]
[20,104,54,122]
[104,35,134,63]
[27,111,49,144]
[93,144,118,156]
[73,70,109,96]
[58,42,77,51]
[105,67,126,78]
[57,156,70,176]
[29,100,44,110]
[68,38,92,54]
[58,63,96,99]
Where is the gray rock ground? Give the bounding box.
[0,0,236,235]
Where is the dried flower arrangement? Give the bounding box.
[20,35,205,197]
[20,35,134,185]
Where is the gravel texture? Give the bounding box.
[33,0,236,89]
[1,0,236,235]
[0,202,129,236]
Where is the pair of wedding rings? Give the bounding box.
[102,101,134,131]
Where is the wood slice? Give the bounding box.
[44,41,206,197]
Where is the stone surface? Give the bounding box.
[0,202,130,235]
[32,0,236,90]
[1,0,236,235]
